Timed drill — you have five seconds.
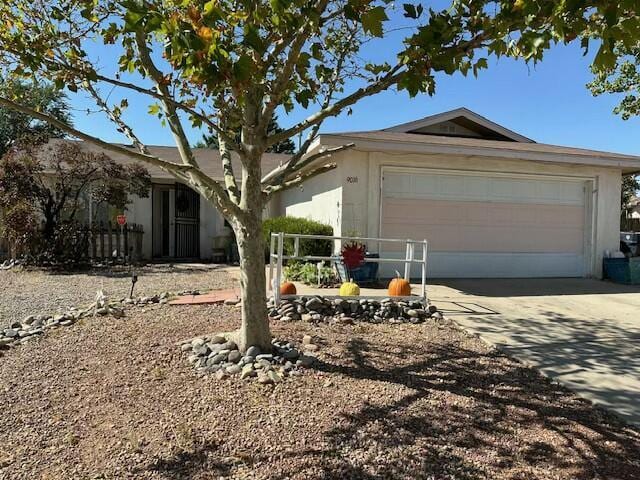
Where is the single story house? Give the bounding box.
[279,108,640,278]
[11,108,638,278]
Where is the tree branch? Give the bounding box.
[218,125,241,205]
[2,44,240,150]
[263,26,357,183]
[264,163,337,196]
[261,0,331,124]
[88,69,241,150]
[135,30,199,169]
[84,81,150,156]
[267,67,405,147]
[261,143,354,186]
[0,95,190,176]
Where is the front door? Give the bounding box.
[174,183,200,258]
[153,183,200,259]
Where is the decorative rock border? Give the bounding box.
[269,296,442,324]
[180,335,317,384]
[0,290,203,351]
[0,259,23,271]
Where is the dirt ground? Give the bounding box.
[0,264,235,324]
[1,300,638,480]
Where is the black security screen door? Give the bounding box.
[174,183,200,258]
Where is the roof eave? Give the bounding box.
[317,133,640,172]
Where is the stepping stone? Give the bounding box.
[169,289,240,305]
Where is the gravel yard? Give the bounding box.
[0,264,235,324]
[1,301,638,480]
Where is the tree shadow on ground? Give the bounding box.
[135,440,238,479]
[124,327,640,480]
[304,337,640,479]
[460,309,640,424]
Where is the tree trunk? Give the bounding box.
[233,212,271,353]
[42,211,56,241]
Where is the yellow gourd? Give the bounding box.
[339,279,360,296]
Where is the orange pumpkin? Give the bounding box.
[280,282,297,295]
[388,271,411,296]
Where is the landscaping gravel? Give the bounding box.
[0,264,235,324]
[1,303,638,479]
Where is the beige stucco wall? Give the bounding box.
[123,192,154,259]
[278,167,343,235]
[301,148,622,278]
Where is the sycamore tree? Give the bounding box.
[588,43,640,216]
[589,43,640,120]
[196,112,296,154]
[0,0,637,352]
[0,78,71,158]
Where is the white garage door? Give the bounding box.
[380,169,588,278]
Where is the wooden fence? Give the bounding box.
[621,217,640,232]
[88,222,144,262]
[0,222,144,263]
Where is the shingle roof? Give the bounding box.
[43,139,291,180]
[317,130,640,172]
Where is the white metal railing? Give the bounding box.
[268,233,428,304]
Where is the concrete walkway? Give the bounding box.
[428,278,640,425]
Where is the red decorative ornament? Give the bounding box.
[341,242,366,269]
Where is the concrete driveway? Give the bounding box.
[428,278,640,425]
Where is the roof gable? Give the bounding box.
[384,107,535,143]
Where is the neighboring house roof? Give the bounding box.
[42,139,290,181]
[384,107,535,143]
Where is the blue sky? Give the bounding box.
[68,33,639,156]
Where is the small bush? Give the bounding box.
[263,216,333,258]
[35,221,91,267]
[284,261,338,286]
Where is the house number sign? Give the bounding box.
[346,176,358,184]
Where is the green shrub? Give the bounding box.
[263,216,333,258]
[284,261,338,286]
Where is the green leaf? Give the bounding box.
[593,44,617,71]
[124,10,144,30]
[233,55,253,81]
[243,25,265,53]
[203,0,223,19]
[403,4,417,19]
[148,104,161,115]
[361,6,388,37]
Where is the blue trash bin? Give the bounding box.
[603,257,631,284]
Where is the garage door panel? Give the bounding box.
[381,198,584,252]
[381,171,587,278]
[383,172,585,205]
[381,223,584,254]
[383,199,583,227]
